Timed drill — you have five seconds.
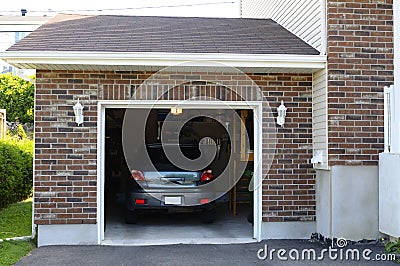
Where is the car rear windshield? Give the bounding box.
[146,143,201,172]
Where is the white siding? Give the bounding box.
[312,68,328,168]
[241,0,324,53]
[0,16,47,75]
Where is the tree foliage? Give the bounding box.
[0,137,33,209]
[0,74,34,123]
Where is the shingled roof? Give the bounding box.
[7,14,319,55]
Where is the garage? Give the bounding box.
[0,14,325,246]
[101,105,258,245]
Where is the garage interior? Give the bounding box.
[103,108,255,245]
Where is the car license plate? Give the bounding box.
[164,196,182,205]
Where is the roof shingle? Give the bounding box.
[7,14,319,55]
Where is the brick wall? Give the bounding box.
[327,0,394,166]
[256,74,315,222]
[34,70,99,225]
[34,70,315,225]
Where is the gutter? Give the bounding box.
[0,51,326,70]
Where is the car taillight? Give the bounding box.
[131,170,145,181]
[200,170,214,182]
[200,198,209,204]
[135,198,145,205]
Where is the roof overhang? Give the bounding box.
[0,51,326,73]
[0,16,48,32]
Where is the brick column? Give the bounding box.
[327,0,394,165]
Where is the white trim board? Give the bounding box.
[1,51,326,73]
[97,100,264,244]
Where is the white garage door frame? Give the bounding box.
[96,100,263,244]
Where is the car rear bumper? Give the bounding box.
[126,191,216,211]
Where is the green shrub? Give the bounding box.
[0,74,34,124]
[0,138,33,209]
[386,239,400,263]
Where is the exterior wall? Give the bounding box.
[241,0,395,241]
[259,74,315,222]
[312,68,328,168]
[316,166,382,241]
[38,224,97,246]
[327,0,394,166]
[241,0,394,166]
[34,70,315,230]
[241,0,323,52]
[260,221,316,239]
[379,153,400,238]
[315,0,394,241]
[34,71,99,225]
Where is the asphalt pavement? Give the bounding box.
[16,240,398,266]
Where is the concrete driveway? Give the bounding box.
[16,240,397,266]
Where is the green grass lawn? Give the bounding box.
[0,198,32,239]
[0,241,35,266]
[0,199,35,266]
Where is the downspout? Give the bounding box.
[392,0,400,153]
[320,0,332,240]
[30,77,38,243]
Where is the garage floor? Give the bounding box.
[103,203,255,246]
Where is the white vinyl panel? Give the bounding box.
[313,105,326,115]
[314,133,326,140]
[313,108,326,118]
[313,88,326,99]
[313,95,326,106]
[313,115,327,124]
[313,91,326,100]
[293,11,320,39]
[312,68,328,167]
[241,0,323,52]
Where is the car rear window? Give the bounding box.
[146,143,201,171]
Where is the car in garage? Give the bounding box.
[125,142,217,224]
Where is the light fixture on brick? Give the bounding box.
[277,100,287,127]
[73,99,84,126]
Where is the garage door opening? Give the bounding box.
[103,107,256,245]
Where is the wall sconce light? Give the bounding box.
[277,100,287,127]
[171,107,183,116]
[73,99,84,126]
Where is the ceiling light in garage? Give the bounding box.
[171,107,183,116]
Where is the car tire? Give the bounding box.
[201,209,215,224]
[125,210,138,224]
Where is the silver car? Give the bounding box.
[125,143,216,224]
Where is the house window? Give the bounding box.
[15,32,27,43]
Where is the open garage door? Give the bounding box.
[101,106,258,245]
